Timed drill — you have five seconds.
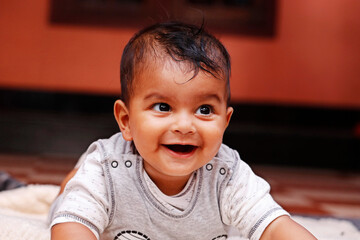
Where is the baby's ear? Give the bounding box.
[225,106,234,128]
[114,100,133,141]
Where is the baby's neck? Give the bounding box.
[153,178,189,196]
[144,171,193,196]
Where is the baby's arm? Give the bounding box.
[220,149,317,239]
[49,144,111,240]
[260,215,317,240]
[51,170,95,240]
[51,222,97,240]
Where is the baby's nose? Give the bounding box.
[171,112,196,135]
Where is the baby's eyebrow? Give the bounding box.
[196,93,222,103]
[143,92,223,103]
[143,93,168,101]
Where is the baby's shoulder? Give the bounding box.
[216,143,240,162]
[83,132,136,164]
[211,144,242,174]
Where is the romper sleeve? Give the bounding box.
[50,142,112,239]
[220,150,289,240]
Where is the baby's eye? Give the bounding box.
[153,103,171,112]
[196,105,213,116]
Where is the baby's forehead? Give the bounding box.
[134,56,226,85]
[131,58,228,101]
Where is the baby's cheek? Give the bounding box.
[203,125,225,140]
[202,128,224,151]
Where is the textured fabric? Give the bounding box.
[50,133,288,240]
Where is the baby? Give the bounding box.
[50,21,317,240]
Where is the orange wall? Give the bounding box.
[0,0,359,108]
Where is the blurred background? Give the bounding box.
[0,0,359,220]
[1,0,359,169]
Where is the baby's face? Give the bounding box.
[119,58,233,184]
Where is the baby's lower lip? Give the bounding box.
[162,144,198,157]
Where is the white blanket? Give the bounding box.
[0,185,359,240]
[0,184,59,240]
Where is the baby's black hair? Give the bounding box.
[120,21,231,106]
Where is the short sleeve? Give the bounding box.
[50,143,111,239]
[220,151,289,240]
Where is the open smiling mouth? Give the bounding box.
[163,144,198,154]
